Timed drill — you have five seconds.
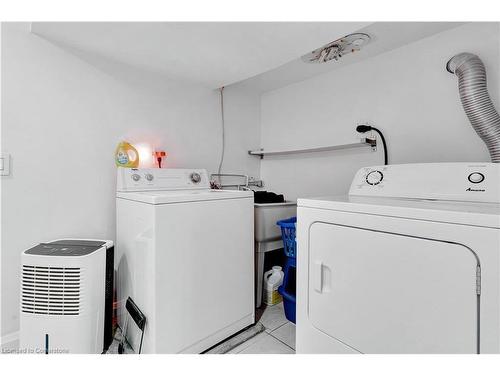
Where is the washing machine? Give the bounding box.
[116,168,254,353]
[296,163,500,354]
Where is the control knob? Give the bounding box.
[190,172,201,184]
[145,173,154,182]
[468,172,485,184]
[366,170,383,185]
[131,173,141,182]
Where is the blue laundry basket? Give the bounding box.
[277,217,297,323]
[276,217,296,258]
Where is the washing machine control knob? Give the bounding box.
[131,173,141,182]
[145,173,154,182]
[190,172,201,184]
[468,172,485,184]
[366,170,383,185]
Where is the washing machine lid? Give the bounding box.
[117,188,253,204]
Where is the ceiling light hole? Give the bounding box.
[302,33,371,64]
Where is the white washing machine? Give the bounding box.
[116,168,254,353]
[296,163,500,354]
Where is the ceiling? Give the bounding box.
[238,22,465,92]
[31,22,369,89]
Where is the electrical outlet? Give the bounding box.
[0,154,11,176]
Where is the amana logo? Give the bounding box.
[466,187,485,192]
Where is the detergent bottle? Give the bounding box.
[115,141,139,168]
[264,266,284,306]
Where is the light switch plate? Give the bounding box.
[0,154,11,176]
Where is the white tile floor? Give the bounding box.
[227,302,295,354]
[269,320,296,350]
[109,302,295,354]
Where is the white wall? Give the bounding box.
[260,22,499,201]
[0,23,260,338]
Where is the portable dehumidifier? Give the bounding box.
[20,239,114,354]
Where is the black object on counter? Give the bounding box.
[254,191,285,204]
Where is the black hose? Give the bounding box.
[356,125,388,165]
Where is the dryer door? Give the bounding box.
[309,223,479,353]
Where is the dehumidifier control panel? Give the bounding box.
[25,240,106,256]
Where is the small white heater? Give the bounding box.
[20,239,114,354]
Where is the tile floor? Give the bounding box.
[108,302,295,354]
[226,302,295,354]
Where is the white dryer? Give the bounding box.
[296,163,500,354]
[116,168,254,353]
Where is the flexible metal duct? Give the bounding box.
[447,53,500,162]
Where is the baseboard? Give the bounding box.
[1,331,19,349]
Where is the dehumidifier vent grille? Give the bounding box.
[21,265,81,315]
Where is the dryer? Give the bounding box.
[296,163,500,354]
[116,168,254,353]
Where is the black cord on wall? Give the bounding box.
[356,124,388,165]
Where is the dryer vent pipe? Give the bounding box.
[447,53,500,162]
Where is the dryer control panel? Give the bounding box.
[349,163,500,203]
[116,168,209,192]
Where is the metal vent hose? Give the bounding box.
[447,53,500,162]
